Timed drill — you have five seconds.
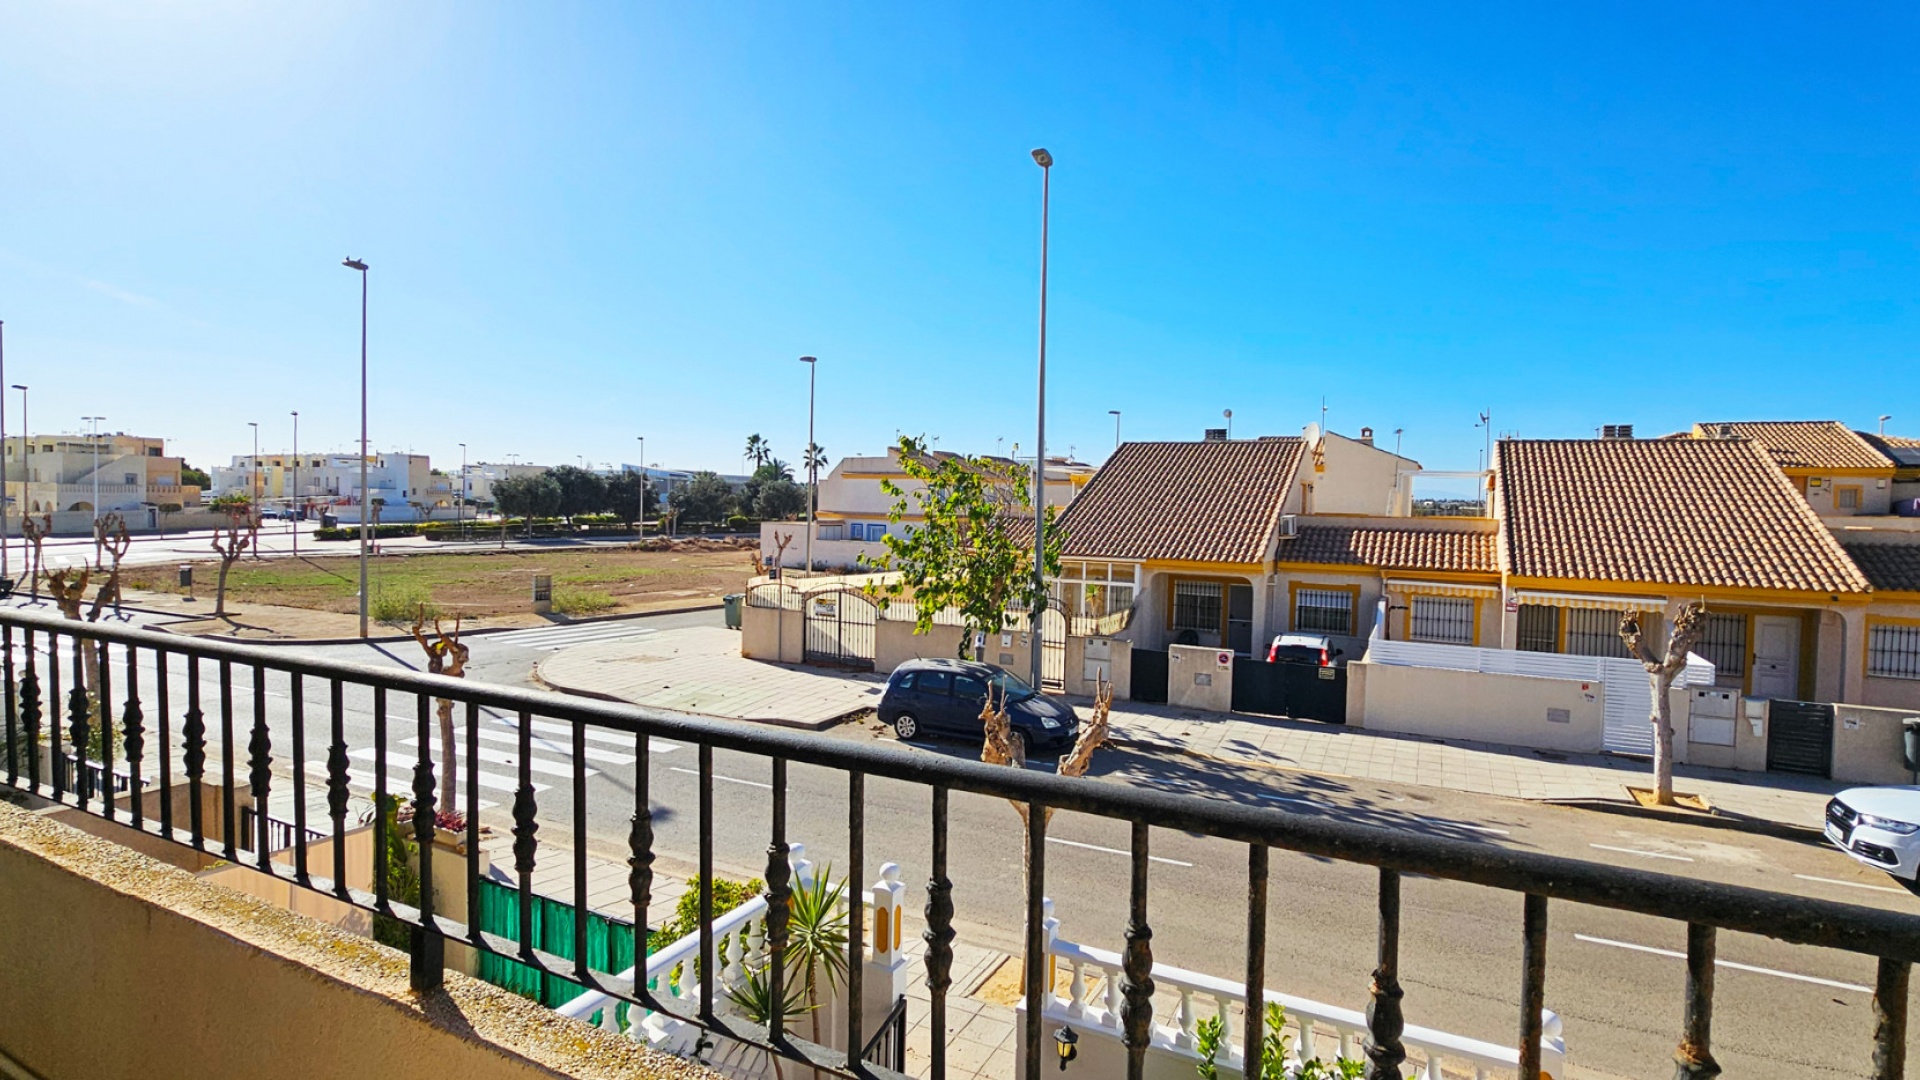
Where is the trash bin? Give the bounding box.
[177,564,193,589]
[1904,718,1920,774]
[723,593,744,630]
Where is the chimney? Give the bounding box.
[1203,428,1228,442]
[1600,424,1635,441]
[1358,426,1374,447]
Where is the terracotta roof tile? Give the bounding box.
[1843,544,1920,594]
[1284,523,1498,574]
[1056,439,1303,563]
[1496,438,1869,594]
[1696,421,1893,471]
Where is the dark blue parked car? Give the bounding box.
[878,658,1079,754]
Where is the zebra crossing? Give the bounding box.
[304,715,682,812]
[485,622,660,651]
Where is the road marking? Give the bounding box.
[514,717,677,750]
[669,766,772,790]
[1574,934,1872,993]
[352,746,593,781]
[1417,816,1510,836]
[1590,843,1694,863]
[1046,837,1194,868]
[444,729,641,765]
[401,736,635,770]
[306,760,524,800]
[1794,873,1906,895]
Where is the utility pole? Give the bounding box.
[82,415,105,567]
[291,411,300,557]
[799,356,817,575]
[1028,146,1053,690]
[343,257,370,638]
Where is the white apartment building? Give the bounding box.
[212,453,456,522]
[1,432,199,514]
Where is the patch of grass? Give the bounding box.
[371,581,439,624]
[552,587,616,616]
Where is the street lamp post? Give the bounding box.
[291,411,300,556]
[82,415,105,567]
[799,356,817,575]
[458,442,468,526]
[343,257,370,638]
[1108,409,1121,452]
[248,421,260,550]
[635,436,646,537]
[1028,147,1053,689]
[0,320,8,583]
[12,387,26,545]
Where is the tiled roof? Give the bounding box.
[1496,438,1869,594]
[1284,524,1498,574]
[1056,439,1304,563]
[1843,544,1920,594]
[1696,421,1894,471]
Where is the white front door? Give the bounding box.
[1751,615,1800,699]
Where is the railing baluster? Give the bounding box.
[3,624,15,786]
[218,659,236,860]
[1024,800,1048,1080]
[412,691,442,992]
[1674,923,1719,1079]
[1873,956,1909,1080]
[1121,819,1155,1080]
[21,628,40,792]
[1518,894,1547,1080]
[46,630,62,800]
[846,769,866,1061]
[925,785,954,1080]
[156,647,172,837]
[764,756,788,1043]
[183,655,204,850]
[327,679,349,899]
[291,672,308,886]
[96,639,114,819]
[512,709,538,962]
[68,633,90,809]
[249,665,272,871]
[1365,868,1406,1079]
[1245,843,1268,1075]
[373,686,388,912]
[573,715,590,985]
[121,643,143,830]
[465,701,481,942]
[698,740,715,1023]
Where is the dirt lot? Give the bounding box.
[120,544,756,621]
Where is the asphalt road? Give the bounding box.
[12,604,1912,1078]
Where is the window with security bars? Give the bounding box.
[1294,588,1353,635]
[1868,624,1920,680]
[1516,604,1559,653]
[1564,608,1634,659]
[1694,613,1747,676]
[1410,596,1474,645]
[1171,581,1223,635]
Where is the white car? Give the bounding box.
[1825,787,1920,892]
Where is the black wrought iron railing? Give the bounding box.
[3,605,1918,1080]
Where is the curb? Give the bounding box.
[133,601,728,648]
[531,657,854,732]
[1534,796,1826,843]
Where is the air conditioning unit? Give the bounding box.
[1203,428,1228,442]
[1276,515,1298,538]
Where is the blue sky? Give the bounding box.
[1,3,1916,480]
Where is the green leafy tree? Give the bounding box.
[180,462,212,488]
[547,464,609,523]
[860,435,1061,659]
[669,471,739,527]
[752,478,807,520]
[606,471,656,529]
[492,473,562,538]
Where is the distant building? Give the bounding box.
[212,453,455,522]
[1,432,200,514]
[461,462,551,506]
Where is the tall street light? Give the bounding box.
[1108,409,1121,452]
[799,355,817,575]
[458,442,468,524]
[0,320,8,583]
[82,415,105,566]
[343,257,370,638]
[635,436,646,537]
[291,411,300,557]
[1028,146,1053,689]
[12,387,26,552]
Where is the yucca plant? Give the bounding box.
[726,958,816,1080]
[785,868,850,1064]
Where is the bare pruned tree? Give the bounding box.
[1620,603,1710,806]
[20,513,49,602]
[410,609,470,825]
[210,509,252,618]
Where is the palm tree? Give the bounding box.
[803,442,827,476]
[745,434,772,469]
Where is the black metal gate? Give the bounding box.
[803,588,876,671]
[1040,608,1066,691]
[860,995,907,1071]
[1231,659,1348,724]
[1131,648,1169,703]
[1767,699,1834,777]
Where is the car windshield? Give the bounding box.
[987,670,1038,701]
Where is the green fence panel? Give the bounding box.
[473,877,642,1027]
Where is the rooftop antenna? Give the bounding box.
[1475,410,1493,473]
[1320,396,1328,432]
[1393,428,1404,458]
[1881,414,1893,436]
[1223,409,1233,439]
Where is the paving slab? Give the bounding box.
[537,626,884,728]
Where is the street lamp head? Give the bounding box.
[1031,148,1053,168]
[798,355,817,364]
[342,258,368,272]
[1109,409,1120,417]
[9,385,23,391]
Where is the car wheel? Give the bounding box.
[892,713,921,741]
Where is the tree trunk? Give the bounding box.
[214,558,234,618]
[436,696,458,820]
[1649,668,1676,805]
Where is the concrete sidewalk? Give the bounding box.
[1096,696,1844,834]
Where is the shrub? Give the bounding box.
[551,587,616,616]
[657,875,765,945]
[371,581,438,624]
[313,524,419,541]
